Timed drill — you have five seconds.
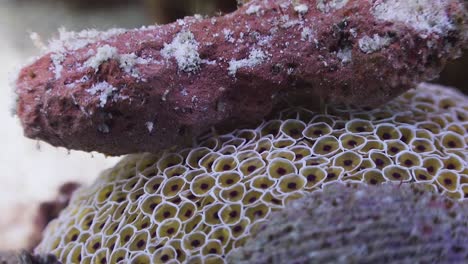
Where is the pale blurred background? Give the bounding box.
[0,0,465,252]
[0,0,148,250]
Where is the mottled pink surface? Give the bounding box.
[16,0,467,155]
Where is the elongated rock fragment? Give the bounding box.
[15,0,467,155]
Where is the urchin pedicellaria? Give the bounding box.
[15,0,468,155]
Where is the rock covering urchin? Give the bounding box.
[228,182,468,263]
[36,83,467,263]
[15,0,467,155]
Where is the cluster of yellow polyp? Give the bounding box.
[36,83,467,263]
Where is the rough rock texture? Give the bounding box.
[28,182,81,251]
[228,182,468,264]
[0,251,60,264]
[15,0,468,155]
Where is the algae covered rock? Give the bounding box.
[228,182,468,263]
[36,83,467,263]
[15,0,468,155]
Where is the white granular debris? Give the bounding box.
[228,48,267,77]
[258,35,273,46]
[83,45,118,71]
[162,89,170,101]
[145,122,154,133]
[280,15,301,29]
[358,34,393,54]
[317,0,349,13]
[30,32,46,51]
[337,48,352,63]
[177,19,186,26]
[86,81,116,107]
[223,28,235,43]
[294,4,309,15]
[161,31,202,73]
[48,27,127,54]
[84,45,151,74]
[119,53,149,77]
[372,0,454,35]
[301,27,314,42]
[50,53,65,79]
[246,4,261,15]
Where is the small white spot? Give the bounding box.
[146,122,154,133]
[86,81,117,107]
[161,31,202,73]
[223,29,236,43]
[162,89,170,101]
[317,0,349,13]
[246,4,261,15]
[337,48,352,63]
[228,48,268,77]
[30,32,46,51]
[358,34,393,54]
[119,53,149,78]
[301,27,314,42]
[294,4,309,15]
[50,53,65,79]
[83,45,118,71]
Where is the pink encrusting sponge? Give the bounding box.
[14,0,467,155]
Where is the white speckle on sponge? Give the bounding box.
[337,48,352,63]
[50,53,65,79]
[48,27,127,53]
[86,81,116,107]
[145,122,154,133]
[83,44,118,71]
[30,32,46,52]
[228,48,267,77]
[372,0,454,35]
[317,0,349,13]
[358,34,393,54]
[119,53,149,78]
[223,28,235,43]
[301,27,314,42]
[83,45,148,76]
[162,89,170,101]
[161,30,202,73]
[246,5,261,15]
[294,4,309,15]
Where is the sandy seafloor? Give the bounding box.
[0,1,152,250]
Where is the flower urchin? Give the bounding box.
[36,83,467,263]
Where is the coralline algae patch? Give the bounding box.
[36,83,468,263]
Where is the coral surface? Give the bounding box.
[15,0,467,155]
[228,182,468,263]
[36,83,467,263]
